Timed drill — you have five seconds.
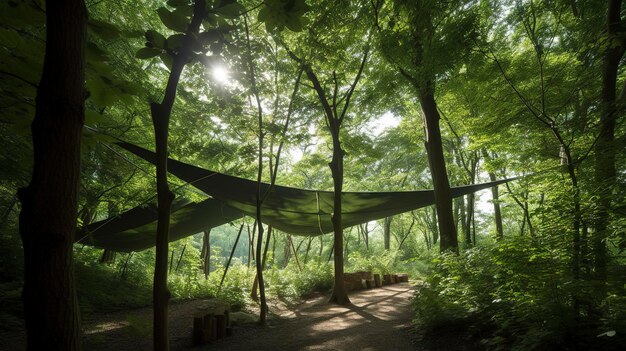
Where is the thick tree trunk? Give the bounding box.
[328,133,350,305]
[594,0,623,283]
[18,1,86,349]
[419,92,458,253]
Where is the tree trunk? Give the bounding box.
[18,1,86,349]
[327,132,350,305]
[464,195,473,247]
[383,217,392,250]
[489,172,504,240]
[430,206,439,244]
[100,249,116,265]
[150,2,205,348]
[318,235,323,262]
[303,237,313,264]
[251,226,272,302]
[282,235,291,268]
[459,196,467,242]
[201,230,211,278]
[594,0,623,284]
[419,92,458,253]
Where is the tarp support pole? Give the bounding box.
[218,222,245,292]
[289,235,302,272]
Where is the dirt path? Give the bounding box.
[79,283,417,351]
[199,283,417,351]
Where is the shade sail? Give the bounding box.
[108,141,514,236]
[78,198,243,252]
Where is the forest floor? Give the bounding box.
[1,282,477,350]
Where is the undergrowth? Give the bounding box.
[412,236,626,351]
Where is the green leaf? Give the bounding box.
[145,30,167,49]
[85,109,108,124]
[0,28,22,48]
[167,0,190,7]
[157,7,188,33]
[160,53,173,70]
[214,2,244,19]
[257,6,270,22]
[198,55,221,68]
[285,16,303,32]
[136,47,162,59]
[173,5,194,18]
[88,19,120,40]
[203,13,218,27]
[198,29,221,43]
[87,76,117,107]
[86,42,109,62]
[166,34,186,51]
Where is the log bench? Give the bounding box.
[343,271,375,291]
[192,300,231,346]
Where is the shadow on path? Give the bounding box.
[196,283,417,351]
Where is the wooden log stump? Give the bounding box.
[383,274,392,285]
[365,279,374,289]
[207,314,216,341]
[203,314,215,343]
[397,273,409,282]
[192,314,204,346]
[374,274,381,287]
[216,313,227,339]
[356,271,372,280]
[192,299,231,345]
[392,274,399,284]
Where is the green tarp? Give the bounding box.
[78,198,242,252]
[77,141,514,252]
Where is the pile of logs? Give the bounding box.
[343,271,409,291]
[192,300,232,346]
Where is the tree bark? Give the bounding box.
[18,1,86,349]
[594,0,623,283]
[464,195,473,247]
[383,217,392,250]
[419,92,458,253]
[201,229,211,278]
[327,131,350,304]
[150,2,205,349]
[489,172,504,239]
[251,226,272,302]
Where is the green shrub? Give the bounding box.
[412,236,626,350]
[265,261,333,299]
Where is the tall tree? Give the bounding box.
[594,0,624,284]
[18,1,87,350]
[285,47,370,304]
[279,0,373,305]
[374,0,480,252]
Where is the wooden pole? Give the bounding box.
[289,235,302,272]
[218,223,245,292]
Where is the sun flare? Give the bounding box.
[211,65,230,84]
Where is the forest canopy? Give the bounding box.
[0,0,625,350]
